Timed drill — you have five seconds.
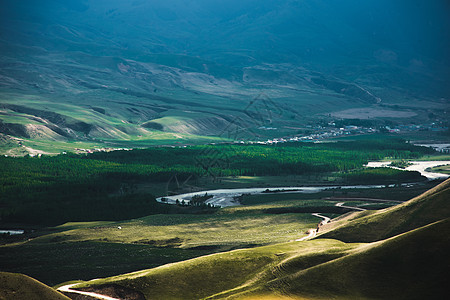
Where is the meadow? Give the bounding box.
[62,179,450,300]
[0,183,437,286]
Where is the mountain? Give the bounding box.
[1,0,449,154]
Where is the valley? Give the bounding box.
[1,0,449,156]
[1,138,449,299]
[0,1,449,299]
[20,178,449,300]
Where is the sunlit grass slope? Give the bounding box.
[0,96,228,155]
[67,180,450,300]
[74,239,362,300]
[72,219,450,300]
[32,212,319,250]
[256,218,450,300]
[0,272,69,300]
[318,178,450,242]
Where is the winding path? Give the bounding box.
[57,283,119,300]
[335,202,367,211]
[297,202,366,241]
[312,213,331,225]
[296,229,317,241]
[296,213,331,241]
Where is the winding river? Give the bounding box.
[156,183,413,208]
[156,160,449,208]
[0,230,24,235]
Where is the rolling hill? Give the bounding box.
[257,218,450,300]
[62,178,450,299]
[0,272,69,300]
[317,177,450,242]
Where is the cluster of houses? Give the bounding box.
[386,123,448,133]
[247,125,377,145]
[247,121,448,145]
[75,147,132,154]
[414,143,450,154]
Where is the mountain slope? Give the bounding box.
[69,239,362,300]
[1,1,449,153]
[258,218,450,300]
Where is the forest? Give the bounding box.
[0,139,432,225]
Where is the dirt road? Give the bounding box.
[57,283,120,300]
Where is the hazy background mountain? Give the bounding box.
[0,0,449,154]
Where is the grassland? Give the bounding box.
[318,178,450,242]
[73,239,363,300]
[0,94,230,156]
[255,218,450,300]
[0,183,436,287]
[32,213,318,249]
[63,179,450,300]
[0,203,318,285]
[417,154,450,161]
[68,219,449,300]
[0,241,214,287]
[0,139,445,296]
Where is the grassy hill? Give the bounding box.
[69,219,450,300]
[71,239,363,300]
[318,178,450,242]
[65,179,450,299]
[0,272,69,300]
[255,218,450,300]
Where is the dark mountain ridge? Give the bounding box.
[0,1,449,153]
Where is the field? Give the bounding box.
[0,202,318,285]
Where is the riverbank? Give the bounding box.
[156,183,422,208]
[366,160,450,180]
[157,160,448,208]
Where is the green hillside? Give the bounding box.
[318,178,450,242]
[64,179,450,300]
[69,219,450,300]
[71,239,363,300]
[258,218,450,300]
[0,272,69,300]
